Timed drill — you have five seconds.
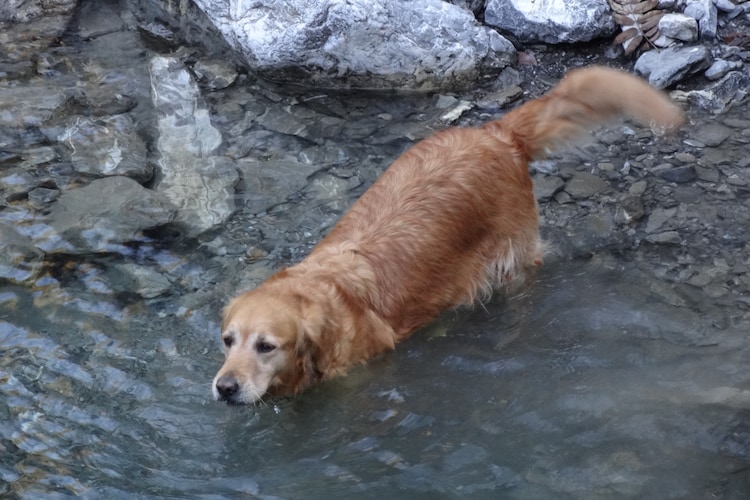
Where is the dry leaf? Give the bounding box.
[608,0,663,56]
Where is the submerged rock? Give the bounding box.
[485,0,616,44]
[149,56,239,238]
[0,0,78,68]
[236,159,320,215]
[190,0,515,90]
[47,176,177,254]
[0,80,69,127]
[0,222,46,286]
[52,114,152,182]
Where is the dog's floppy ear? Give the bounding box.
[294,330,324,391]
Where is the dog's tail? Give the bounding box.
[484,66,684,160]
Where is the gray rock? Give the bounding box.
[704,59,742,81]
[645,207,677,233]
[47,176,177,254]
[617,196,646,224]
[565,212,618,257]
[671,71,749,114]
[564,172,609,199]
[713,0,738,12]
[27,188,61,209]
[0,0,78,66]
[54,114,152,182]
[111,263,172,299]
[533,175,565,201]
[237,159,320,215]
[0,80,69,127]
[0,168,37,204]
[658,13,698,42]
[191,0,515,90]
[485,0,616,44]
[694,123,733,147]
[645,230,681,245]
[634,45,712,89]
[684,0,717,39]
[149,56,239,238]
[0,222,45,286]
[659,165,697,183]
[191,59,239,90]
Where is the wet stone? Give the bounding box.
[694,164,720,183]
[695,123,733,147]
[532,174,565,201]
[617,196,646,224]
[645,230,682,245]
[565,212,618,257]
[192,60,239,91]
[658,165,697,184]
[634,45,712,89]
[237,159,321,215]
[47,176,177,254]
[0,222,45,286]
[49,114,152,182]
[27,188,61,209]
[0,80,69,127]
[109,263,172,299]
[0,168,37,204]
[645,207,677,233]
[628,180,648,196]
[563,171,609,199]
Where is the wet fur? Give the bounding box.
[213,66,684,404]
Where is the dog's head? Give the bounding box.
[212,285,325,404]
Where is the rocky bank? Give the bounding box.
[0,0,749,313]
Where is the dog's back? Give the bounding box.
[309,66,684,336]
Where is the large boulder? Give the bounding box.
[189,0,515,90]
[484,0,616,44]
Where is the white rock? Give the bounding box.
[484,0,616,44]
[658,13,698,42]
[684,0,717,39]
[191,0,515,90]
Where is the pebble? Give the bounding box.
[645,230,682,245]
[658,165,698,184]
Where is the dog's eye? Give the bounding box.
[255,341,276,354]
[222,336,234,348]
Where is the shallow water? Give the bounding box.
[3,2,750,498]
[3,259,750,498]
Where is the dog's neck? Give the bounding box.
[284,246,399,379]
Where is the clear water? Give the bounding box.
[2,2,750,499]
[3,258,749,498]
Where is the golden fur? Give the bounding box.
[213,66,684,404]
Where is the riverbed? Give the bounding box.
[2,1,750,498]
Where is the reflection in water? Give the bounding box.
[3,258,750,497]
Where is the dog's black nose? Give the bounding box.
[215,375,239,400]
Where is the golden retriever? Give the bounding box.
[213,66,684,404]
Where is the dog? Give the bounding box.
[213,66,684,404]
